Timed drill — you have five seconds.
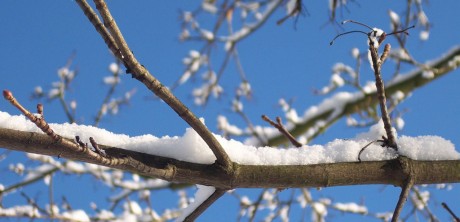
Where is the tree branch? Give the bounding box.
[81,0,232,170]
[75,0,122,59]
[1,127,459,189]
[368,42,397,149]
[262,115,302,147]
[183,189,227,222]
[442,202,460,222]
[264,46,460,146]
[392,173,414,222]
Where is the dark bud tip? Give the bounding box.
[37,103,43,114]
[3,90,12,99]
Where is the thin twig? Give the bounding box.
[357,139,378,162]
[3,90,62,142]
[183,189,227,222]
[262,115,302,147]
[88,0,232,170]
[264,46,460,146]
[58,94,75,124]
[3,90,174,179]
[442,202,460,222]
[0,166,59,195]
[380,44,391,64]
[94,60,121,126]
[412,186,439,221]
[391,175,414,222]
[368,41,397,149]
[89,137,107,157]
[249,189,269,222]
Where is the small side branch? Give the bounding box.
[3,90,62,142]
[3,90,174,180]
[391,175,414,222]
[183,189,227,222]
[262,115,302,147]
[368,42,397,149]
[442,202,460,222]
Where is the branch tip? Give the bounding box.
[442,202,460,221]
[262,115,302,148]
[3,89,12,100]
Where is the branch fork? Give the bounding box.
[76,0,232,171]
[368,40,398,150]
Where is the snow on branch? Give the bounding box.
[259,46,460,146]
[0,110,458,165]
[78,0,232,169]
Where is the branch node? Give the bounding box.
[368,43,398,150]
[3,90,62,142]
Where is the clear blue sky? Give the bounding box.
[1,1,459,221]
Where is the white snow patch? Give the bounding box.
[0,205,40,217]
[62,210,90,222]
[419,30,430,41]
[0,111,458,165]
[422,70,435,79]
[334,202,367,214]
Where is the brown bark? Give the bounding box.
[1,127,459,190]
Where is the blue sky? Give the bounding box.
[1,0,459,221]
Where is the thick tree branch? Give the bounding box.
[1,127,459,189]
[265,46,460,146]
[81,0,232,170]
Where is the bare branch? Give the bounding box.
[1,128,459,189]
[75,0,122,59]
[3,90,62,142]
[2,90,174,180]
[442,202,460,222]
[83,0,232,170]
[183,189,227,222]
[264,46,460,146]
[368,41,397,149]
[391,175,414,222]
[262,115,302,147]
